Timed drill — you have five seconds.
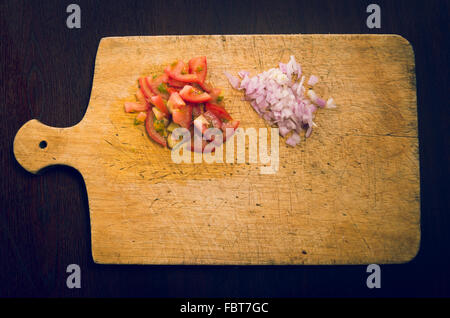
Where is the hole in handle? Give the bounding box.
[39,140,47,149]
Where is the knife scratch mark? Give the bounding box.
[147,173,170,181]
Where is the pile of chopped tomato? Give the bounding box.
[124,56,239,151]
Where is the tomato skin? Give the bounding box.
[145,111,167,147]
[136,89,150,106]
[165,60,198,83]
[179,85,212,103]
[167,77,186,87]
[205,103,233,121]
[139,77,154,100]
[146,73,170,99]
[166,86,180,94]
[150,95,169,117]
[172,104,193,129]
[188,56,207,84]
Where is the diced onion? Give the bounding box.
[225,56,336,146]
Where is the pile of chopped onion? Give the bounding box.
[225,56,336,146]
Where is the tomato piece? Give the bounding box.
[205,103,233,121]
[135,111,147,123]
[188,56,207,84]
[167,86,181,95]
[167,92,186,113]
[167,77,186,88]
[192,103,204,118]
[124,101,148,113]
[203,110,222,129]
[172,104,193,129]
[146,73,170,100]
[150,95,169,117]
[164,60,198,83]
[207,88,223,104]
[198,110,222,142]
[139,77,154,100]
[193,114,210,135]
[145,111,167,147]
[198,81,213,93]
[136,89,150,106]
[179,85,211,103]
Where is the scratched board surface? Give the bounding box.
[13,35,420,264]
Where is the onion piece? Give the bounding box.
[307,75,319,86]
[224,72,241,90]
[326,98,337,109]
[286,132,301,147]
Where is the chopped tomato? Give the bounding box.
[179,85,211,103]
[167,92,186,111]
[205,103,232,121]
[145,111,167,147]
[197,111,222,142]
[207,88,223,104]
[193,114,210,135]
[127,57,238,152]
[150,95,169,117]
[139,77,154,100]
[146,73,170,99]
[192,104,204,118]
[135,111,147,123]
[164,60,198,83]
[167,86,180,94]
[172,104,193,129]
[124,101,148,113]
[203,110,222,129]
[199,81,213,93]
[136,89,149,106]
[167,77,186,87]
[188,56,207,84]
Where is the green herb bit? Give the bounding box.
[158,83,168,94]
[154,119,165,132]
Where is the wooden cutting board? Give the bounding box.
[13,35,420,265]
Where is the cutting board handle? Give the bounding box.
[13,119,78,174]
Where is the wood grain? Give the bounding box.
[13,34,419,265]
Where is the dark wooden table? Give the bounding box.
[1,0,449,297]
